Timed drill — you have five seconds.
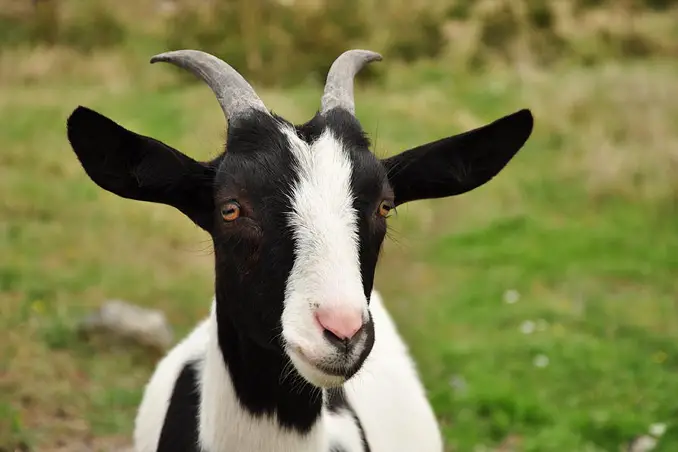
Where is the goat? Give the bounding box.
[66,49,534,452]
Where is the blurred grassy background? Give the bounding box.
[1,0,678,451]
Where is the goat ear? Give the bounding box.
[66,106,216,231]
[382,109,533,206]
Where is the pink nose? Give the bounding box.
[315,307,363,340]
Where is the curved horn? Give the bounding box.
[320,49,382,115]
[150,50,268,121]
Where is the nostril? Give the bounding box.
[323,328,349,349]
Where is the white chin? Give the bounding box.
[287,348,346,388]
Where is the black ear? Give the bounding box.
[382,109,534,206]
[66,106,216,231]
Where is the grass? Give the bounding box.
[1,48,678,451]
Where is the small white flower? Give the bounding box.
[520,320,536,334]
[629,435,657,452]
[503,289,520,304]
[533,354,549,368]
[649,422,667,437]
[448,375,467,394]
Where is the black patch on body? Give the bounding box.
[327,388,372,452]
[157,360,201,452]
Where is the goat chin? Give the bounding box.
[133,290,443,452]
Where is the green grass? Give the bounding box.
[1,51,678,451]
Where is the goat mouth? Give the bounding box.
[314,361,353,377]
[288,346,357,381]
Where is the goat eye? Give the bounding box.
[378,200,393,218]
[221,201,241,222]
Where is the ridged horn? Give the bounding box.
[150,49,268,121]
[320,49,382,115]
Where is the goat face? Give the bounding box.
[208,107,387,387]
[66,49,534,389]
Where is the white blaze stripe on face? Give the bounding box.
[283,126,366,318]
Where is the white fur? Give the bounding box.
[133,292,443,452]
[343,291,442,451]
[282,126,370,387]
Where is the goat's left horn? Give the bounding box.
[320,49,382,116]
[150,49,268,123]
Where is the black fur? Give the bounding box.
[216,309,323,434]
[208,111,322,432]
[213,110,300,352]
[66,107,216,231]
[66,97,533,439]
[382,109,534,206]
[157,360,201,452]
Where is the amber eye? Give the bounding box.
[221,201,241,222]
[378,200,394,218]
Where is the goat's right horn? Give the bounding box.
[150,49,268,122]
[320,49,382,116]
